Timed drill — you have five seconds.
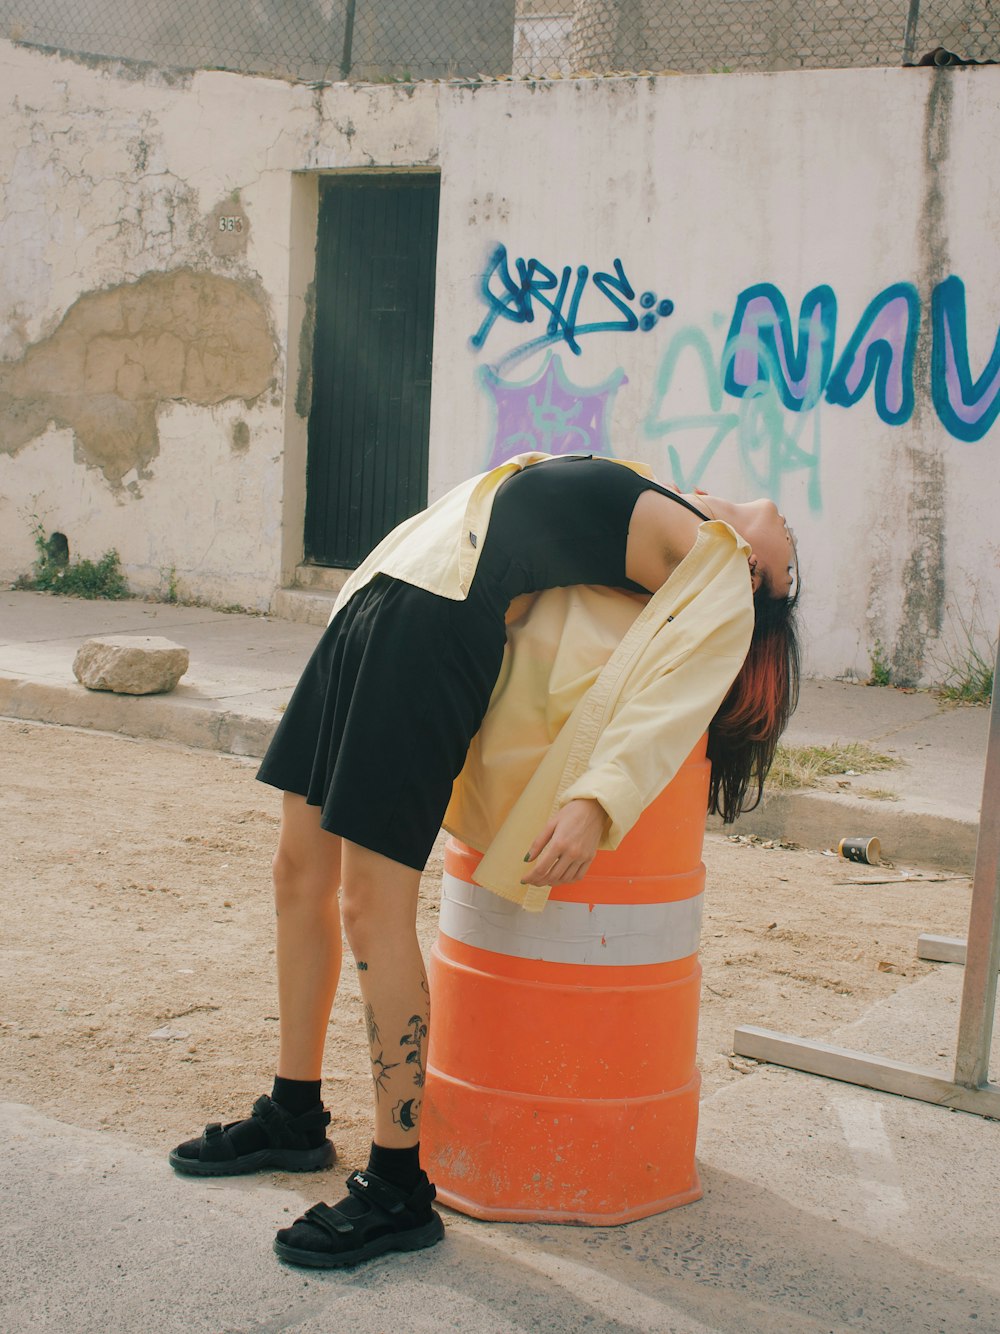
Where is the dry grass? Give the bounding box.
[767,741,901,792]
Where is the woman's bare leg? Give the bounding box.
[338,841,428,1147]
[274,840,446,1266]
[272,792,344,1081]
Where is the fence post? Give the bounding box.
[340,0,357,78]
[903,0,921,63]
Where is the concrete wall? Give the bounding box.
[1,38,998,683]
[432,70,1000,685]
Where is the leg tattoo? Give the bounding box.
[364,1002,401,1101]
[400,1013,427,1090]
[364,1002,380,1048]
[390,1014,427,1132]
[371,1049,401,1101]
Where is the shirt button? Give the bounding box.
[468,531,477,547]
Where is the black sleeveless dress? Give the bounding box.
[257,456,709,869]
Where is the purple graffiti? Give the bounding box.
[826,284,919,426]
[480,354,626,467]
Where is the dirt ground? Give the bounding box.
[1,717,975,1174]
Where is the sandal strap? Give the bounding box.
[345,1169,437,1215]
[251,1094,330,1149]
[302,1202,354,1239]
[200,1122,236,1161]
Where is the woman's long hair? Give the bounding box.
[706,574,801,822]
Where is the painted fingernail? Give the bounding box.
[523,853,532,862]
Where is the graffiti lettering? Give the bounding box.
[826,284,919,427]
[931,276,1000,443]
[645,326,822,508]
[724,283,837,412]
[471,253,999,482]
[471,244,674,367]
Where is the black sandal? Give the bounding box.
[168,1094,336,1176]
[273,1169,445,1269]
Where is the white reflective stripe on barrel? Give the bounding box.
[440,873,703,967]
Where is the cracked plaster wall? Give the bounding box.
[0,39,440,607]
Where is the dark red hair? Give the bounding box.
[706,574,801,821]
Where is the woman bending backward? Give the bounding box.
[169,452,800,1268]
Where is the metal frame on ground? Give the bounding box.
[734,631,1000,1120]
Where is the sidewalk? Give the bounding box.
[0,588,989,872]
[2,587,999,1332]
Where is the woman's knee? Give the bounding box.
[339,878,387,956]
[271,796,341,910]
[339,847,420,957]
[271,845,337,909]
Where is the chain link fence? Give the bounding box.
[2,1,996,83]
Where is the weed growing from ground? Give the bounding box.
[933,604,995,705]
[15,519,130,600]
[161,565,180,604]
[868,640,892,686]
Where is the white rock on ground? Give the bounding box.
[72,635,190,695]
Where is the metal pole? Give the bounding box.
[953,629,1000,1087]
[903,0,921,64]
[340,0,357,79]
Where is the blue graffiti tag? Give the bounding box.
[931,276,1000,443]
[470,244,673,367]
[723,283,837,412]
[826,283,920,426]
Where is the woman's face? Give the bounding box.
[737,499,798,599]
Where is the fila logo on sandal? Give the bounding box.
[354,1174,369,1188]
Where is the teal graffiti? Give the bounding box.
[645,276,996,502]
[931,275,1000,443]
[470,243,675,371]
[470,252,998,494]
[471,244,638,361]
[645,325,822,509]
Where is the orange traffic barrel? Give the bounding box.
[421,736,709,1225]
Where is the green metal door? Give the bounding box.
[305,174,440,567]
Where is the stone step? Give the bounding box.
[271,586,338,627]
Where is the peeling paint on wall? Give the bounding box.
[0,268,276,485]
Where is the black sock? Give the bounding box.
[221,1077,323,1157]
[271,1076,322,1117]
[367,1141,421,1191]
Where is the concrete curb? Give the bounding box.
[0,674,277,758]
[712,788,979,875]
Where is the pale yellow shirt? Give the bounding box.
[332,453,754,910]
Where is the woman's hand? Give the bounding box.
[521,798,608,887]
